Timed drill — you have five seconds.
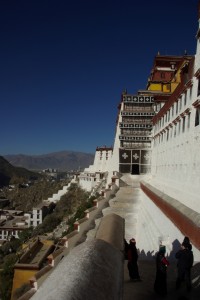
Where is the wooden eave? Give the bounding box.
[153,94,171,102]
[192,99,200,108]
[153,57,194,124]
[194,68,200,78]
[152,55,191,72]
[185,79,193,88]
[184,108,191,114]
[96,146,113,151]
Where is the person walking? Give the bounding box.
[127,238,141,281]
[154,245,169,296]
[175,241,194,292]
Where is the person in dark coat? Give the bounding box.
[175,241,194,291]
[154,245,169,296]
[183,236,192,251]
[127,238,141,281]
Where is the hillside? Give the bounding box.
[4,151,94,171]
[0,156,41,187]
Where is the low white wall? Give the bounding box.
[137,191,200,262]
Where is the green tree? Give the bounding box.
[18,227,33,243]
[32,213,63,236]
[0,253,18,300]
[0,238,21,257]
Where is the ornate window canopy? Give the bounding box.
[192,99,200,108]
[194,68,200,78]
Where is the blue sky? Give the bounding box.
[0,0,198,155]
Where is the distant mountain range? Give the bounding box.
[3,151,94,171]
[0,156,41,187]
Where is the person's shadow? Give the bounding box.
[167,239,181,261]
[136,239,200,299]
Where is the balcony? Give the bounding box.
[121,119,152,123]
[123,107,154,113]
[119,135,152,141]
[120,131,152,136]
[119,122,152,129]
[121,142,151,149]
[121,111,155,117]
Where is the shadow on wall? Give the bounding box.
[138,239,182,262]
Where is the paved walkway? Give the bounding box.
[123,259,200,300]
[104,174,199,300]
[102,174,143,241]
[119,175,200,300]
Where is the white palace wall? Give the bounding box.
[92,149,113,172]
[151,73,200,213]
[150,15,200,212]
[106,113,122,186]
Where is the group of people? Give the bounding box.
[154,236,194,296]
[124,236,194,296]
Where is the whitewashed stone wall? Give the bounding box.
[137,191,200,262]
[151,74,200,212]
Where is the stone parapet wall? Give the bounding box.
[30,214,125,300]
[95,213,124,252]
[16,186,120,299]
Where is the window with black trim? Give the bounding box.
[182,117,185,133]
[190,86,192,99]
[174,125,176,137]
[166,129,169,141]
[172,104,174,117]
[195,107,200,126]
[187,113,190,129]
[176,101,178,114]
[197,79,200,96]
[184,92,187,106]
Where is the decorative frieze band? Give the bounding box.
[121,111,155,116]
[119,123,152,129]
[119,135,151,141]
[123,95,154,103]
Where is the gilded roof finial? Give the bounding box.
[157,51,160,55]
[122,88,127,94]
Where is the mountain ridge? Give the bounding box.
[3,150,94,171]
[0,156,41,187]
